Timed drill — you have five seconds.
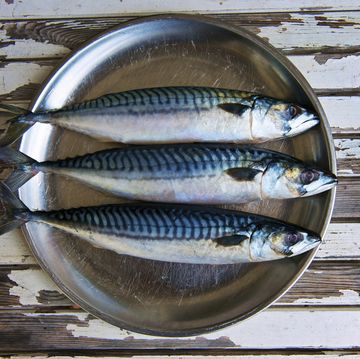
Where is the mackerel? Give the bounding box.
[0,183,320,264]
[0,87,319,145]
[0,144,337,204]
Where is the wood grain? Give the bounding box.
[0,261,358,309]
[0,309,359,352]
[1,1,360,19]
[1,12,360,59]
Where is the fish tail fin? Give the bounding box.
[0,103,33,146]
[0,147,37,191]
[0,182,28,235]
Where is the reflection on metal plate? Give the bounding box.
[18,15,336,336]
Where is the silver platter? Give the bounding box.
[18,15,336,336]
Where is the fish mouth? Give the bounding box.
[286,115,319,137]
[301,175,338,197]
[290,233,321,256]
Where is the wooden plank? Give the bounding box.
[0,309,359,351]
[0,57,359,99]
[335,139,360,176]
[333,177,360,219]
[1,1,360,19]
[9,355,360,358]
[0,261,359,309]
[1,12,360,59]
[320,97,360,135]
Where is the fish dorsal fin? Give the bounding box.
[218,103,250,116]
[215,234,249,247]
[226,168,262,181]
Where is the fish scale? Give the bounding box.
[37,205,249,239]
[64,87,244,111]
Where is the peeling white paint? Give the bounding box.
[8,269,62,305]
[289,54,360,89]
[320,96,360,133]
[1,1,359,18]
[334,139,360,159]
[46,309,360,348]
[67,317,151,340]
[0,62,53,96]
[0,229,35,265]
[0,35,67,59]
[292,289,360,305]
[258,12,360,50]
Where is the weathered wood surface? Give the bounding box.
[1,1,360,19]
[1,12,360,59]
[0,310,359,353]
[0,1,359,356]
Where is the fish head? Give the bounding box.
[262,159,337,199]
[251,97,319,141]
[250,223,321,261]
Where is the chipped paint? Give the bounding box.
[334,139,360,159]
[257,12,360,51]
[8,269,62,305]
[289,54,360,89]
[1,1,359,18]
[292,289,360,305]
[0,62,53,97]
[319,97,360,133]
[0,229,35,265]
[67,317,150,340]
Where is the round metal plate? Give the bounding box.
[18,15,336,336]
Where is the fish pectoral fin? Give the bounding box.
[225,167,262,181]
[218,103,250,116]
[215,234,249,247]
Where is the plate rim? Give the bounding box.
[20,13,337,337]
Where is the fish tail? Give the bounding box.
[0,103,33,146]
[0,147,37,191]
[0,182,28,235]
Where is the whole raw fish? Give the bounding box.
[0,183,320,264]
[0,144,337,204]
[0,87,319,145]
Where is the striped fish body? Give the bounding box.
[31,87,253,143]
[36,145,276,204]
[13,86,318,144]
[27,204,317,264]
[30,204,253,264]
[0,183,320,264]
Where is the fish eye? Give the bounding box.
[285,232,302,246]
[300,169,319,184]
[289,105,301,118]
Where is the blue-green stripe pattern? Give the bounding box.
[38,205,257,240]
